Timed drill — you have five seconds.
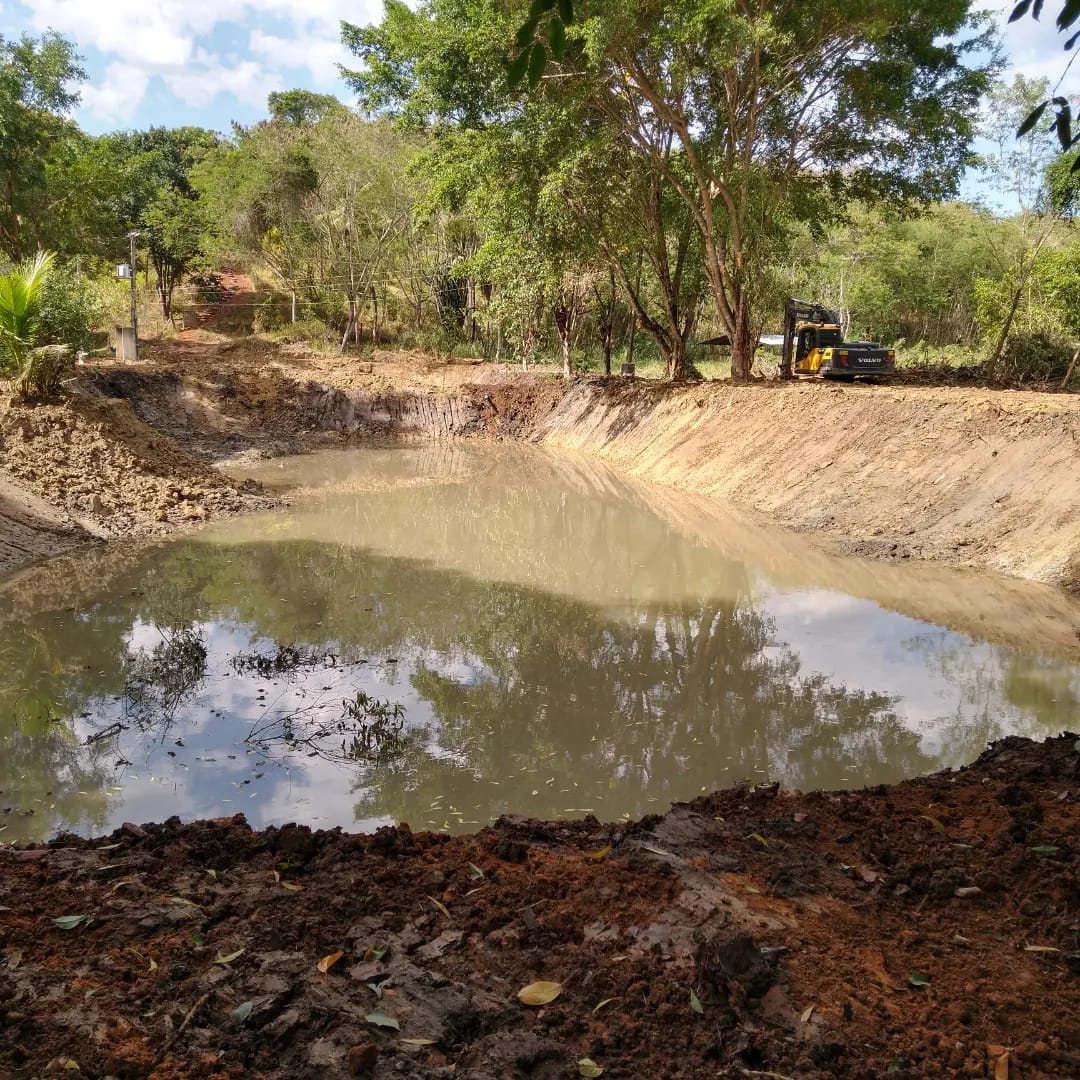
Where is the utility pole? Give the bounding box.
[128,230,140,361]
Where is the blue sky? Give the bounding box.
[0,0,1072,172]
[1,0,382,133]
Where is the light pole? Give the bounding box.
[127,230,140,361]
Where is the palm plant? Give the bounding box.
[0,251,62,395]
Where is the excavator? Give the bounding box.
[780,298,895,380]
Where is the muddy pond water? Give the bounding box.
[2,444,1079,844]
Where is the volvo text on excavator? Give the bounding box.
[780,298,895,380]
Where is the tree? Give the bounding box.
[303,113,417,348]
[142,186,206,321]
[570,0,996,380]
[267,89,345,127]
[347,0,995,381]
[0,250,54,374]
[0,33,86,259]
[344,0,707,378]
[194,115,321,323]
[982,76,1058,212]
[97,127,219,320]
[977,77,1071,367]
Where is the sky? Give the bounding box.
[0,0,1075,147]
[1,0,381,132]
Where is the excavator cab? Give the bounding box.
[782,299,894,380]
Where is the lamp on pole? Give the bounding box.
[127,230,140,361]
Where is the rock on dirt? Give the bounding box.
[1,734,1077,1078]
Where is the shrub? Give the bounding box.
[16,344,73,397]
[36,262,107,354]
[994,331,1076,386]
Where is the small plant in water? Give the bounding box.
[341,691,407,763]
[245,689,409,765]
[122,627,208,730]
[230,645,339,678]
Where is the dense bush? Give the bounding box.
[36,263,107,353]
[993,331,1076,386]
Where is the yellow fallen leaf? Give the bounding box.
[801,1004,815,1022]
[401,1038,436,1046]
[428,896,451,919]
[317,950,344,974]
[874,968,902,992]
[281,882,303,892]
[1023,945,1060,953]
[148,957,158,972]
[579,1059,604,1077]
[518,980,563,1006]
[592,997,618,1013]
[588,846,611,861]
[919,814,946,832]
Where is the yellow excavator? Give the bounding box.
[780,298,895,380]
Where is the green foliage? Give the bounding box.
[0,33,87,260]
[195,103,417,342]
[37,261,107,353]
[16,344,73,398]
[267,89,345,127]
[980,76,1058,211]
[348,0,997,380]
[95,126,220,319]
[0,250,55,372]
[996,330,1076,385]
[1047,151,1080,217]
[1009,1,1080,176]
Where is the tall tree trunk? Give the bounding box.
[666,335,687,380]
[989,223,1054,370]
[730,297,754,382]
[1061,344,1080,389]
[290,289,297,324]
[554,302,574,378]
[625,254,643,371]
[598,267,615,376]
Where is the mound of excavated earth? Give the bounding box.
[2,734,1077,1079]
[0,393,276,575]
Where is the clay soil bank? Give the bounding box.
[4,338,1080,590]
[2,735,1078,1079]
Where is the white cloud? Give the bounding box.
[16,0,383,123]
[79,61,151,122]
[163,49,283,109]
[249,28,354,86]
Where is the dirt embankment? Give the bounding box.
[99,338,1080,588]
[2,734,1077,1079]
[0,389,276,577]
[528,379,1080,589]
